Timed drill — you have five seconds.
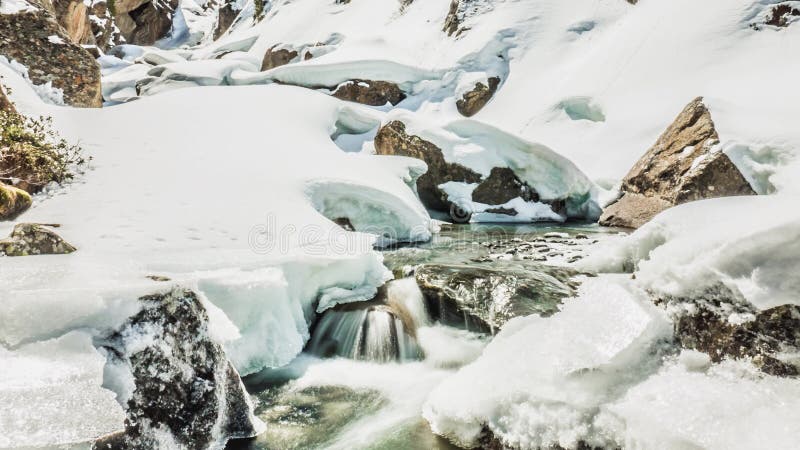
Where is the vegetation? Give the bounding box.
[0,110,88,193]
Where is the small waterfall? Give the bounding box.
[307,279,428,363]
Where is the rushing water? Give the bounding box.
[228,223,617,450]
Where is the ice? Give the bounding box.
[598,355,800,450]
[581,195,800,310]
[423,276,672,449]
[0,332,125,448]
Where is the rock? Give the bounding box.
[471,167,538,205]
[0,223,75,256]
[0,84,16,114]
[89,1,123,51]
[93,289,263,449]
[415,263,577,333]
[657,284,800,377]
[443,0,461,36]
[214,0,239,40]
[456,77,500,117]
[374,121,482,212]
[600,97,755,228]
[260,45,299,71]
[47,0,96,45]
[0,9,102,107]
[331,79,406,106]
[113,0,179,46]
[0,184,32,220]
[765,3,800,27]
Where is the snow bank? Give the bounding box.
[423,276,671,449]
[581,195,800,310]
[599,354,800,450]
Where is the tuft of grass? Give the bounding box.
[0,111,89,193]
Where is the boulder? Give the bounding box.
[93,289,263,449]
[456,77,500,117]
[0,9,102,107]
[765,3,800,27]
[260,45,298,71]
[656,284,800,377]
[415,263,577,333]
[89,1,123,51]
[0,223,75,256]
[47,0,96,45]
[331,79,406,106]
[600,97,755,228]
[443,0,461,36]
[214,0,239,40]
[0,184,32,220]
[113,0,178,46]
[374,120,482,211]
[471,167,538,205]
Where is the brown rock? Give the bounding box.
[600,97,755,228]
[0,10,102,107]
[261,45,298,71]
[49,0,96,45]
[443,0,461,36]
[0,183,32,220]
[471,167,538,205]
[0,84,16,114]
[331,79,406,106]
[374,121,482,211]
[214,0,239,40]
[114,0,178,46]
[0,223,76,256]
[765,3,800,27]
[89,1,123,51]
[456,76,500,117]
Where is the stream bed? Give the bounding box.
[228,223,622,450]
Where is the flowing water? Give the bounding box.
[228,223,619,450]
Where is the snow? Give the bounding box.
[423,276,672,449]
[47,34,65,45]
[0,0,35,14]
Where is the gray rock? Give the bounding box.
[600,97,755,228]
[415,263,578,333]
[93,289,262,449]
[472,167,538,206]
[0,223,75,256]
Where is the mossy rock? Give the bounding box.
[0,184,32,220]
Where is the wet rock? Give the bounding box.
[0,183,32,220]
[113,0,179,46]
[374,120,482,212]
[0,223,75,256]
[471,167,538,205]
[93,289,263,449]
[456,76,500,117]
[600,97,755,228]
[655,284,800,377]
[331,79,406,106]
[260,45,298,71]
[415,263,577,333]
[0,9,102,107]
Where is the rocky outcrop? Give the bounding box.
[0,223,75,255]
[89,1,123,51]
[374,121,482,211]
[765,3,800,27]
[260,45,299,71]
[0,184,32,220]
[415,264,577,333]
[0,8,102,107]
[443,0,461,36]
[93,289,263,449]
[471,167,538,206]
[655,284,800,377]
[456,77,500,117]
[47,0,96,45]
[331,79,406,107]
[600,97,755,228]
[214,0,239,40]
[113,0,178,46]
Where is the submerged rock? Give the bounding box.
[0,7,102,107]
[456,77,500,117]
[415,263,578,333]
[331,79,406,106]
[0,223,75,256]
[655,284,800,377]
[93,289,263,449]
[374,121,482,212]
[0,184,32,220]
[600,97,755,228]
